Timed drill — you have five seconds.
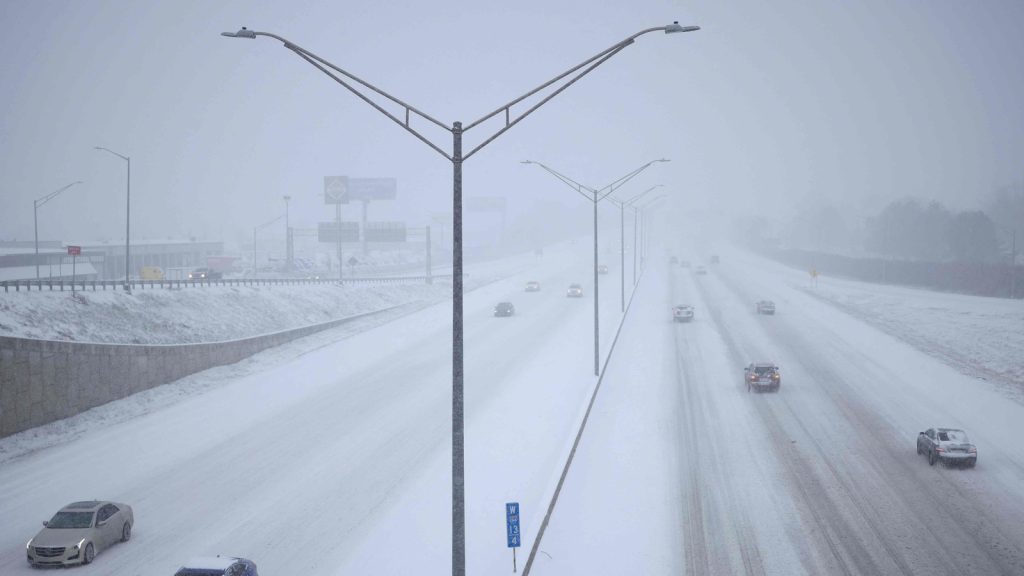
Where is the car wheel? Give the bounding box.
[916,443,922,455]
[928,450,936,466]
[121,522,132,542]
[967,460,976,469]
[83,542,95,564]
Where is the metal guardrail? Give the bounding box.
[1,274,452,293]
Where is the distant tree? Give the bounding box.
[867,199,952,261]
[947,211,999,262]
[986,184,1024,257]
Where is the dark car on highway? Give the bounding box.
[175,556,258,576]
[917,428,977,468]
[744,362,780,392]
[494,302,515,317]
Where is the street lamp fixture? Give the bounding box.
[33,181,83,280]
[94,146,131,291]
[221,23,698,576]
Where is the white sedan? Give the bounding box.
[26,500,133,567]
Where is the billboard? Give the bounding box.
[317,221,360,243]
[324,176,397,204]
[365,222,407,242]
[466,196,507,212]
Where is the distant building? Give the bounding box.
[0,239,224,281]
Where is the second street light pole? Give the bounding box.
[522,160,668,374]
[609,184,662,312]
[254,214,285,278]
[637,195,667,270]
[221,22,697,575]
[34,181,83,280]
[94,147,130,290]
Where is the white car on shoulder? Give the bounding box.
[26,500,133,567]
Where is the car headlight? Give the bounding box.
[26,539,32,550]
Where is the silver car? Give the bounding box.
[26,500,133,567]
[917,428,977,468]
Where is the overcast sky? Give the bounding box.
[2,0,1022,247]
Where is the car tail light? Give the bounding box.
[969,447,977,453]
[936,446,945,452]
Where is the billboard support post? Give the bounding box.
[336,202,343,282]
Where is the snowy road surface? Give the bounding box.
[3,244,1024,575]
[532,251,1024,576]
[0,241,628,575]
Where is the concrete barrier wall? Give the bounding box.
[0,307,396,438]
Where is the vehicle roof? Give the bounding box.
[752,362,777,368]
[180,557,240,570]
[61,501,105,511]
[936,427,966,433]
[569,283,581,287]
[497,302,513,306]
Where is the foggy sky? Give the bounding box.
[2,0,1022,248]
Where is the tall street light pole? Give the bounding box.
[254,214,285,277]
[609,184,662,312]
[34,181,83,280]
[94,147,131,290]
[221,22,698,576]
[521,160,668,374]
[639,195,667,267]
[283,195,292,271]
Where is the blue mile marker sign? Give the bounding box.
[506,502,521,548]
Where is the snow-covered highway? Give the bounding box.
[0,242,628,575]
[3,244,1024,576]
[532,251,1024,576]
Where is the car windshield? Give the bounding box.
[938,430,968,443]
[754,366,776,375]
[47,511,94,529]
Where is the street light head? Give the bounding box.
[657,158,670,163]
[520,160,534,165]
[222,27,257,39]
[665,22,701,34]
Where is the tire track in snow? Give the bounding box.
[692,273,870,576]
[669,269,766,576]
[710,261,1024,575]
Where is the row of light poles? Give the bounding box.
[520,160,668,375]
[221,21,699,576]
